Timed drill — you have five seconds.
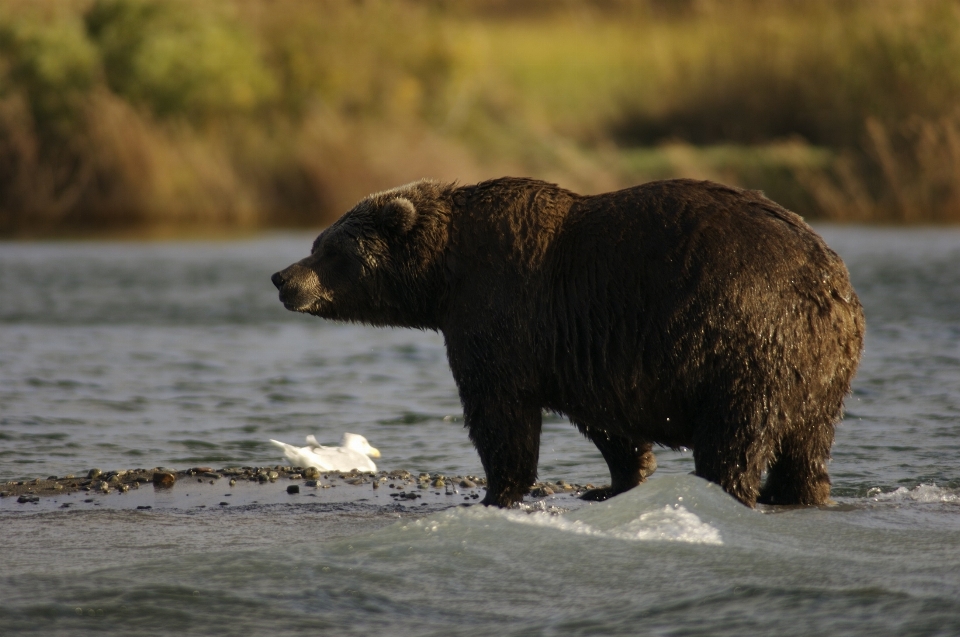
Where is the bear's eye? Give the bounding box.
[310,232,329,254]
[323,245,361,279]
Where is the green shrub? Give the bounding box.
[0,12,99,139]
[85,0,276,120]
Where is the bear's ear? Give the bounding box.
[379,197,417,234]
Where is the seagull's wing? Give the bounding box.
[270,439,332,471]
[320,446,377,473]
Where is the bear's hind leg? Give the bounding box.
[578,425,657,501]
[758,434,833,506]
[692,422,771,508]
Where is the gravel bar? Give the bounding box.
[1,466,594,512]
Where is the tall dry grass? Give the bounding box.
[1,0,960,235]
[600,0,960,222]
[799,114,960,223]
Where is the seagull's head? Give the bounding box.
[341,433,381,458]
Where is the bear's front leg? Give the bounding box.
[462,398,542,507]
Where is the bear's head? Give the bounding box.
[271,180,453,329]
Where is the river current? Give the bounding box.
[1,226,959,636]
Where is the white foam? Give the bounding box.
[610,504,724,544]
[868,484,960,503]
[496,504,723,545]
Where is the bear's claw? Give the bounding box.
[580,485,621,501]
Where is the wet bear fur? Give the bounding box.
[272,177,865,508]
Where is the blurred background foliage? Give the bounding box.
[1,0,959,236]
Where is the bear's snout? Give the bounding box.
[272,263,326,313]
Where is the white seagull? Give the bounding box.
[269,432,381,473]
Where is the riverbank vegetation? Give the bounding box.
[2,0,959,235]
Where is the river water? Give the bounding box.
[1,226,959,636]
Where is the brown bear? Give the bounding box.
[271,177,864,508]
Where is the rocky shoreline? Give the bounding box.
[1,465,593,507]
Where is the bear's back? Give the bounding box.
[559,179,826,278]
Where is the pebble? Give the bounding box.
[17,495,39,503]
[152,472,176,487]
[432,478,445,488]
[530,486,554,497]
[229,479,237,486]
[303,467,320,479]
[459,479,476,488]
[87,468,102,479]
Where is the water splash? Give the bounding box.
[471,503,722,544]
[397,476,728,546]
[868,484,960,504]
